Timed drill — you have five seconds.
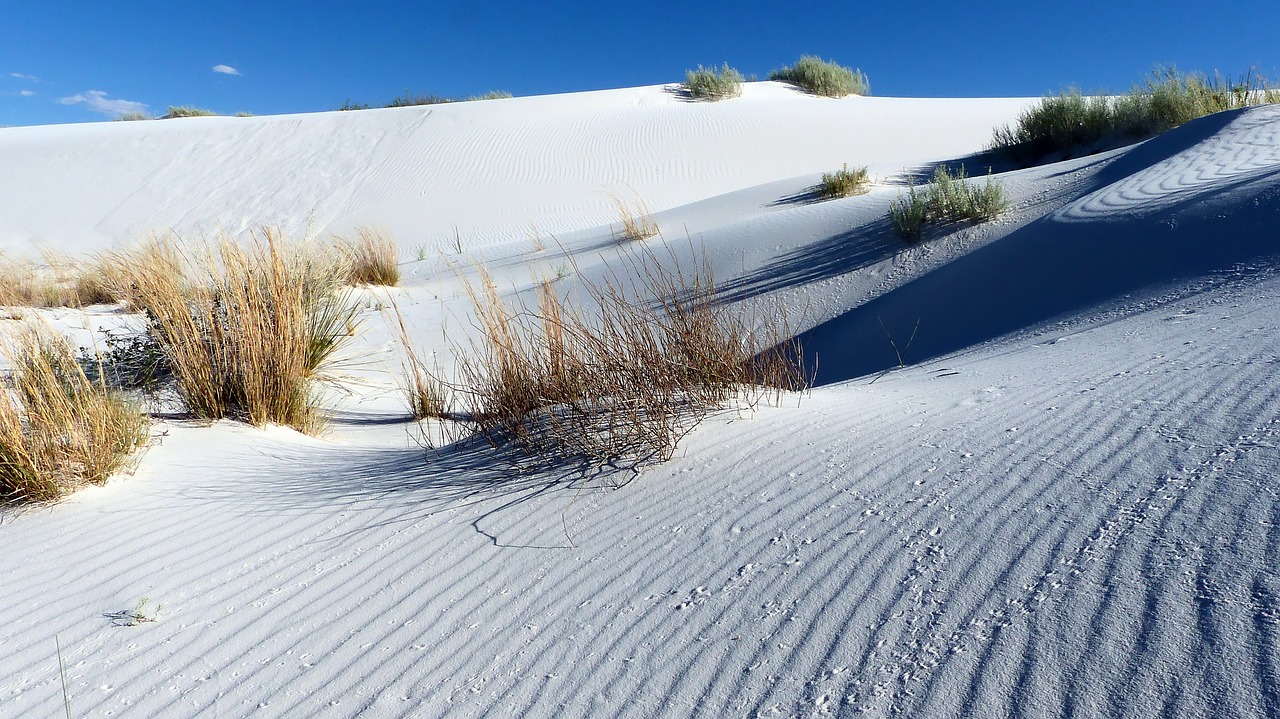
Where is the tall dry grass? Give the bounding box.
[0,251,130,309]
[119,230,358,432]
[451,248,807,469]
[334,227,400,286]
[0,325,148,503]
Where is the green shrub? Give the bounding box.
[992,67,1280,162]
[683,63,744,101]
[770,56,869,97]
[163,106,217,118]
[890,166,1008,239]
[818,164,871,199]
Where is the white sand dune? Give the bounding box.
[2,84,1279,718]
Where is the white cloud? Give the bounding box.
[59,90,148,117]
[10,72,38,81]
[212,64,241,76]
[18,90,34,97]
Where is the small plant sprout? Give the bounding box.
[106,596,163,626]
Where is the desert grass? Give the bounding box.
[388,301,450,420]
[610,194,660,241]
[683,63,744,101]
[0,324,148,503]
[118,231,358,432]
[163,106,218,118]
[890,165,1008,239]
[115,111,150,121]
[386,92,454,107]
[0,251,130,309]
[770,56,869,97]
[451,247,807,470]
[334,227,400,286]
[991,67,1280,162]
[818,164,871,199]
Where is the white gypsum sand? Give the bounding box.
[1,85,1278,718]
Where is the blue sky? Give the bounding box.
[3,0,1278,127]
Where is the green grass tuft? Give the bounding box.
[890,166,1008,239]
[163,106,217,118]
[770,56,869,97]
[818,164,871,199]
[683,63,744,101]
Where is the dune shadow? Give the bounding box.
[768,186,824,207]
[717,214,902,304]
[663,84,701,104]
[799,162,1280,385]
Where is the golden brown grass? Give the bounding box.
[0,251,130,308]
[334,227,400,286]
[388,300,450,420]
[610,194,660,242]
[450,247,806,470]
[0,324,149,503]
[118,230,358,433]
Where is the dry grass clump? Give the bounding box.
[818,164,871,199]
[890,165,1008,239]
[683,63,745,101]
[0,325,148,503]
[451,249,806,469]
[334,227,401,286]
[0,251,129,309]
[991,67,1280,162]
[119,231,357,432]
[770,56,869,97]
[610,194,660,241]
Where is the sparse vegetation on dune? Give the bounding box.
[890,165,1008,239]
[342,90,514,110]
[115,111,150,121]
[400,247,806,469]
[163,106,218,118]
[991,67,1280,162]
[610,193,660,241]
[818,164,871,199]
[0,325,148,503]
[683,63,745,101]
[770,55,869,97]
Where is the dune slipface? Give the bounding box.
[1,86,1278,719]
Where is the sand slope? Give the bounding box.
[1,87,1278,718]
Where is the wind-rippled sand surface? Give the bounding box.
[2,85,1278,718]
